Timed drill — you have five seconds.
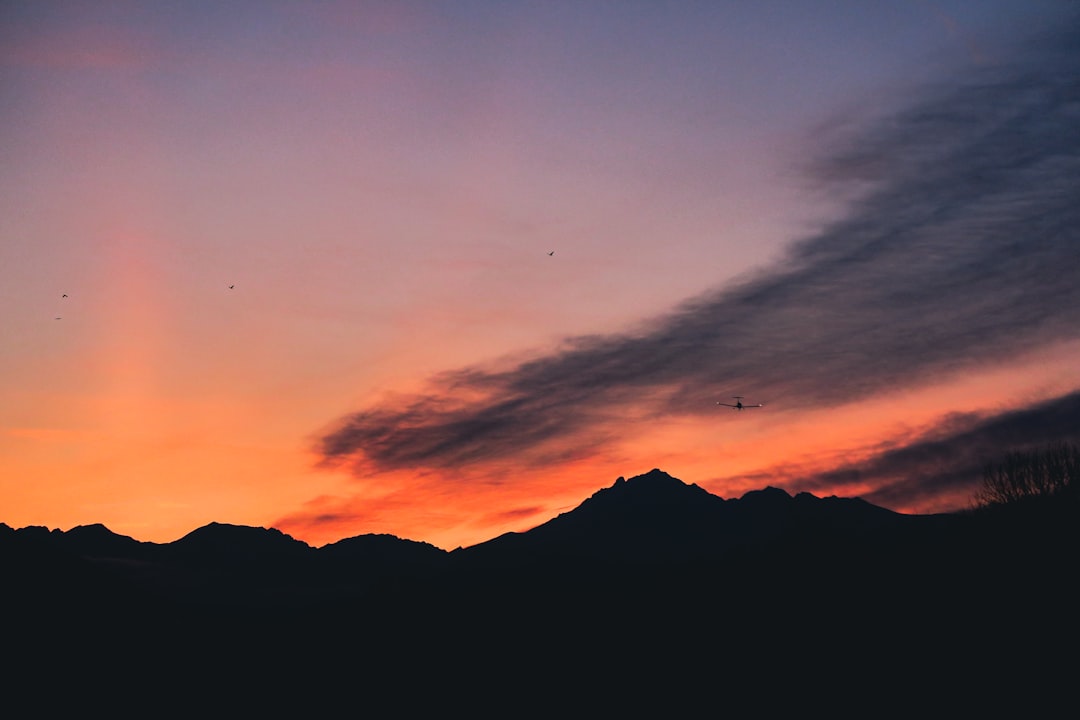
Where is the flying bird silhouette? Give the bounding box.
[62,294,68,298]
[228,285,234,289]
[548,251,554,256]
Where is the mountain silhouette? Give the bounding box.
[320,531,449,572]
[2,469,939,604]
[453,468,918,571]
[3,468,1076,715]
[168,521,311,560]
[0,468,1037,606]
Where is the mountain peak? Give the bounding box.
[610,468,702,492]
[584,468,712,506]
[538,468,725,536]
[738,486,794,503]
[626,467,680,484]
[169,522,313,562]
[66,523,124,538]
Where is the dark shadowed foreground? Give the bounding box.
[3,470,1076,715]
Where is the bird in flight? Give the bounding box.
[228,285,234,289]
[717,396,763,411]
[548,251,554,256]
[62,294,68,298]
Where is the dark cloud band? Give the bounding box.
[319,19,1080,474]
[788,390,1080,510]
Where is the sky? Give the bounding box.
[3,1,1079,550]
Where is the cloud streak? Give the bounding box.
[319,18,1080,475]
[785,389,1080,511]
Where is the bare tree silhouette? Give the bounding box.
[975,442,1080,508]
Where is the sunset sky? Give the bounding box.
[3,1,1079,550]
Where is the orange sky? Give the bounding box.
[3,2,1078,550]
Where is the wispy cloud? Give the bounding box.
[318,18,1080,475]
[785,390,1080,511]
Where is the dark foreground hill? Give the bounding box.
[3,469,1076,714]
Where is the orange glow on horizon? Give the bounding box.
[7,340,1079,550]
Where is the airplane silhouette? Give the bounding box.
[717,396,763,411]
